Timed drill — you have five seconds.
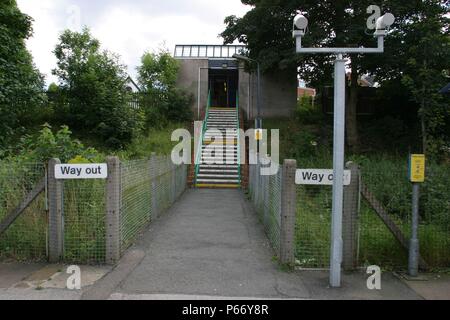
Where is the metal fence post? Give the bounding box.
[280,159,297,265]
[171,162,176,203]
[48,158,63,263]
[106,156,121,265]
[343,162,360,271]
[150,153,158,219]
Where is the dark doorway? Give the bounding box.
[209,69,238,108]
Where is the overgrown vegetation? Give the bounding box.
[51,28,145,149]
[0,0,45,149]
[137,49,193,128]
[266,100,450,269]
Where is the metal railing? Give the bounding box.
[194,91,211,185]
[236,92,241,185]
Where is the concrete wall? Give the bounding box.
[176,59,209,120]
[238,64,297,121]
[259,70,297,119]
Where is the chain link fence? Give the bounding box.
[62,179,106,264]
[359,165,450,270]
[0,162,47,261]
[294,162,449,270]
[248,157,449,271]
[295,184,332,268]
[120,156,187,253]
[0,156,187,264]
[248,159,283,255]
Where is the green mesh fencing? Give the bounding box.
[294,162,450,270]
[295,184,332,268]
[248,159,282,255]
[0,162,47,261]
[359,165,450,270]
[120,156,187,253]
[62,179,106,264]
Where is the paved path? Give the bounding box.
[104,189,421,300]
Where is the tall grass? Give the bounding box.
[0,162,47,261]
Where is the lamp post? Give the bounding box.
[233,54,262,130]
[293,11,395,288]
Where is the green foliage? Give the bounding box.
[52,28,144,148]
[137,49,193,128]
[394,1,450,157]
[117,123,183,159]
[138,49,179,93]
[0,0,45,148]
[296,96,323,125]
[16,124,100,163]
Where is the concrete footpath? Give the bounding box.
[0,189,448,300]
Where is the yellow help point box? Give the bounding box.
[255,129,263,141]
[409,154,426,183]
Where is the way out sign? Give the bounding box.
[296,169,352,186]
[55,164,108,180]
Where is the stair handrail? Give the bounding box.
[194,90,211,186]
[236,91,241,186]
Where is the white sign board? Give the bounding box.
[296,169,352,186]
[55,164,108,180]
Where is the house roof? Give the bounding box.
[125,76,141,92]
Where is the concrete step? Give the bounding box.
[202,149,238,155]
[197,174,240,179]
[208,116,236,119]
[196,179,240,184]
[201,160,239,164]
[199,165,239,169]
[208,112,237,114]
[195,184,240,189]
[204,133,238,136]
[202,155,238,159]
[199,169,239,174]
[207,116,236,119]
[206,127,237,129]
[202,148,238,151]
[207,121,236,124]
[207,121,237,124]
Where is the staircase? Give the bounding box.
[194,101,242,189]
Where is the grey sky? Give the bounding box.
[17,0,250,85]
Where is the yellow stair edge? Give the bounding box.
[195,184,241,189]
[203,141,238,145]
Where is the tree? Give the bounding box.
[221,0,449,154]
[137,49,193,127]
[0,0,45,149]
[397,2,449,156]
[53,28,144,148]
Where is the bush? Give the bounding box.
[296,96,323,125]
[137,49,193,129]
[15,124,101,163]
[52,28,144,149]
